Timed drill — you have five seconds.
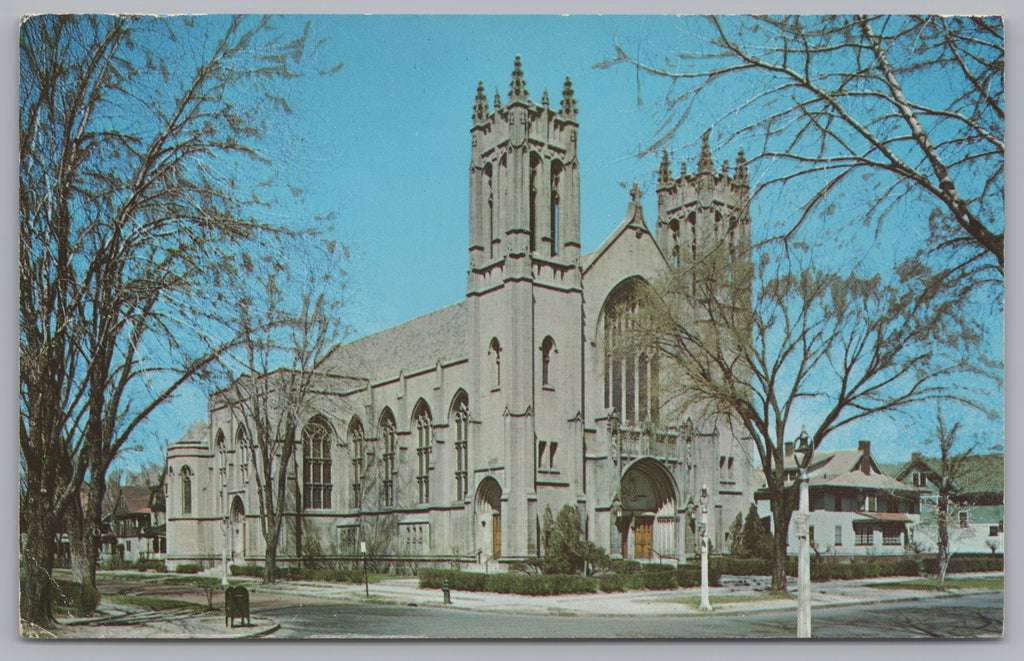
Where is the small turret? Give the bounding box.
[494,87,502,111]
[734,150,748,185]
[509,55,529,104]
[698,130,714,174]
[473,80,489,123]
[541,89,549,109]
[658,150,673,186]
[560,76,578,120]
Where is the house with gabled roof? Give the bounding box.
[887,452,1004,555]
[756,441,921,557]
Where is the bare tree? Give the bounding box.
[918,407,982,589]
[602,15,1004,279]
[212,245,347,583]
[631,244,981,591]
[19,15,336,625]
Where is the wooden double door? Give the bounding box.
[634,517,653,560]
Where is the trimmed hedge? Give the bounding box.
[922,556,1003,574]
[174,563,201,575]
[420,568,597,595]
[711,554,1000,581]
[419,566,722,595]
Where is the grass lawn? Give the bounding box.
[867,576,1004,591]
[670,592,796,608]
[103,594,207,612]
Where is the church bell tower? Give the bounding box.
[466,57,585,561]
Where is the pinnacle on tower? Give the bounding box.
[698,130,714,174]
[735,149,748,184]
[542,89,549,108]
[658,149,673,185]
[473,80,489,122]
[509,55,529,103]
[560,76,578,119]
[494,87,502,110]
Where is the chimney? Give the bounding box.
[859,441,871,474]
[784,442,794,456]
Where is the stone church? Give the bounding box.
[166,58,757,571]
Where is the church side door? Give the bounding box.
[492,513,501,558]
[635,517,653,560]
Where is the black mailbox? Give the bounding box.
[224,586,251,628]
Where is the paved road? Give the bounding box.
[256,592,1002,639]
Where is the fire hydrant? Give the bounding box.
[442,578,452,605]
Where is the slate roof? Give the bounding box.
[176,422,210,446]
[318,301,467,384]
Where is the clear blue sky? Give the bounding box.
[126,14,1002,471]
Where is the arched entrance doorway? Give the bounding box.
[617,458,677,561]
[230,496,245,563]
[475,477,502,561]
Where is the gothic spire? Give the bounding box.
[509,55,529,103]
[542,88,549,108]
[473,80,489,122]
[735,149,748,184]
[698,130,713,174]
[493,87,502,111]
[658,149,673,185]
[560,76,578,119]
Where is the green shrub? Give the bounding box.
[676,565,721,588]
[52,579,101,616]
[175,563,200,575]
[135,559,166,573]
[418,569,598,595]
[608,559,642,575]
[640,571,676,590]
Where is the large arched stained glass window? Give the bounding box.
[380,409,397,507]
[603,279,660,427]
[180,466,193,515]
[349,417,364,509]
[414,401,432,504]
[452,392,469,500]
[302,416,333,510]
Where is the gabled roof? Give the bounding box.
[110,486,155,517]
[892,453,1003,495]
[318,301,467,383]
[582,187,668,274]
[804,449,916,492]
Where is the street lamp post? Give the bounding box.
[360,541,369,598]
[221,515,230,587]
[793,428,814,638]
[698,484,712,611]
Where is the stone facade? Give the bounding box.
[166,59,758,571]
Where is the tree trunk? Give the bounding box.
[263,531,278,584]
[20,495,59,627]
[769,491,794,592]
[69,477,105,589]
[937,490,950,590]
[771,523,790,592]
[67,505,91,586]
